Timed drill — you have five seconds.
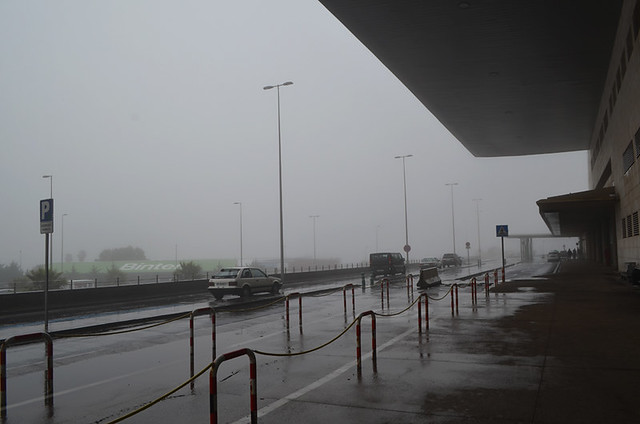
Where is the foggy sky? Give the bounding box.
[0,0,588,270]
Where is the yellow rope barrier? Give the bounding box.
[105,361,214,424]
[254,318,358,357]
[56,312,192,338]
[427,285,453,301]
[374,296,421,317]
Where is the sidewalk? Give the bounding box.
[463,261,640,423]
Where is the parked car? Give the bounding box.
[547,250,560,262]
[441,253,462,267]
[370,252,406,278]
[208,267,281,300]
[420,257,441,269]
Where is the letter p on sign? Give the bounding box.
[40,198,54,234]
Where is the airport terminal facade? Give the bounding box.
[320,1,640,271]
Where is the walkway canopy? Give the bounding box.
[536,187,617,237]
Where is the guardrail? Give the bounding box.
[1,332,54,418]
[285,292,302,331]
[451,283,459,315]
[355,311,377,379]
[417,293,429,332]
[380,279,390,309]
[406,274,414,296]
[209,348,257,424]
[189,307,216,391]
[342,284,355,315]
[470,277,478,304]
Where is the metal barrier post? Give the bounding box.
[286,293,302,330]
[502,267,505,283]
[449,283,459,315]
[485,273,490,296]
[342,284,355,315]
[417,293,429,333]
[380,279,390,308]
[1,332,54,419]
[210,348,257,424]
[471,277,476,304]
[455,284,459,314]
[189,307,216,391]
[355,311,377,378]
[406,274,414,296]
[494,269,498,287]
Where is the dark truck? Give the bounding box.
[369,252,406,278]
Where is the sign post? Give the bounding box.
[496,225,508,283]
[40,199,54,332]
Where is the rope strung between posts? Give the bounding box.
[374,295,421,317]
[306,287,346,297]
[226,295,286,313]
[426,285,454,301]
[99,280,465,422]
[104,361,214,424]
[56,312,193,338]
[254,318,358,357]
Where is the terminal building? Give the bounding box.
[319,1,639,271]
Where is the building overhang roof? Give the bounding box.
[536,187,618,236]
[318,1,622,157]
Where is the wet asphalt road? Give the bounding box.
[0,261,563,423]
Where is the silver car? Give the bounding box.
[207,267,282,300]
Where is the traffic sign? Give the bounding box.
[40,198,54,234]
[466,241,471,249]
[496,225,509,237]
[403,244,411,253]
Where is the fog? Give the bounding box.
[0,1,588,271]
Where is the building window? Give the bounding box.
[635,1,640,39]
[628,215,633,238]
[634,212,639,236]
[623,141,635,173]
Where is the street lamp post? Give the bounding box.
[445,183,459,255]
[395,154,413,263]
[309,215,319,264]
[234,202,243,266]
[472,198,482,267]
[61,213,68,274]
[263,81,293,284]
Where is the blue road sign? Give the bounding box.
[496,225,509,237]
[40,198,54,234]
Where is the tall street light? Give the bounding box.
[472,198,482,267]
[395,154,413,263]
[42,175,53,270]
[263,81,293,284]
[234,202,243,266]
[445,182,459,255]
[61,213,68,274]
[309,215,319,264]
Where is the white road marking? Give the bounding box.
[230,326,416,424]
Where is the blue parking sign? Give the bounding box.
[40,198,54,234]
